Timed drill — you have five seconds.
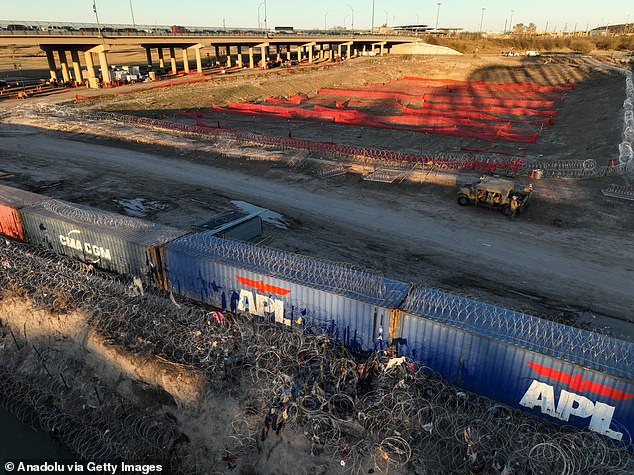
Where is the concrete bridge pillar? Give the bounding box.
[260,44,267,68]
[70,50,83,83]
[45,50,58,81]
[236,46,243,68]
[214,45,220,63]
[169,47,177,74]
[276,45,281,62]
[286,45,291,61]
[249,47,254,68]
[182,48,190,73]
[337,43,342,58]
[226,46,232,67]
[83,51,98,88]
[329,46,334,60]
[158,48,165,68]
[98,51,111,84]
[58,50,70,82]
[145,47,153,71]
[194,48,203,72]
[372,41,386,56]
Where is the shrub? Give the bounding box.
[569,39,594,54]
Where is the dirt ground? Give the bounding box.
[0,54,633,343]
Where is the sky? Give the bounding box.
[2,0,633,32]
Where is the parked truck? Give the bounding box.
[457,176,533,216]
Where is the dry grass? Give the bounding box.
[81,55,605,112]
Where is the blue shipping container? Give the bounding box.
[398,287,634,443]
[21,199,187,287]
[165,234,410,351]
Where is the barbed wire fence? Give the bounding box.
[1,238,633,474]
[403,287,633,378]
[1,105,525,175]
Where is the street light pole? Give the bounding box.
[479,7,486,33]
[264,0,268,34]
[92,0,102,38]
[371,0,375,33]
[258,2,264,32]
[509,9,515,33]
[324,10,331,31]
[436,3,441,32]
[129,0,136,29]
[347,5,354,34]
[383,9,388,27]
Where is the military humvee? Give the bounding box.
[457,176,533,216]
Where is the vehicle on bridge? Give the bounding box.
[171,25,189,34]
[274,26,295,35]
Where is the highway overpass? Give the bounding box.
[0,33,418,88]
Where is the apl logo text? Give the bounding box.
[59,230,112,261]
[519,362,633,441]
[235,275,289,326]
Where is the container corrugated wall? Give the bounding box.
[21,199,186,287]
[0,185,49,241]
[399,287,634,442]
[165,234,410,351]
[165,233,410,308]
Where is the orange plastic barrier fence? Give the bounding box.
[74,76,209,102]
[214,104,538,143]
[318,87,555,109]
[124,115,527,170]
[400,105,553,126]
[317,88,555,109]
[376,84,562,100]
[266,96,303,105]
[400,77,576,93]
[422,101,557,118]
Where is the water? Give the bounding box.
[0,406,75,465]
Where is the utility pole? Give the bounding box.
[436,3,441,32]
[347,4,354,34]
[509,10,515,33]
[129,0,136,29]
[92,0,102,38]
[264,0,268,34]
[258,2,264,31]
[371,0,375,33]
[479,8,486,34]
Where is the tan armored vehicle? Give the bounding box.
[457,176,533,217]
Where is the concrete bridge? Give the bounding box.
[0,33,417,88]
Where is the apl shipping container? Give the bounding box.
[21,199,187,287]
[0,184,48,241]
[164,234,410,351]
[398,287,634,443]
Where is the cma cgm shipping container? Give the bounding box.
[21,199,187,287]
[398,287,634,443]
[165,234,410,351]
[0,184,49,241]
